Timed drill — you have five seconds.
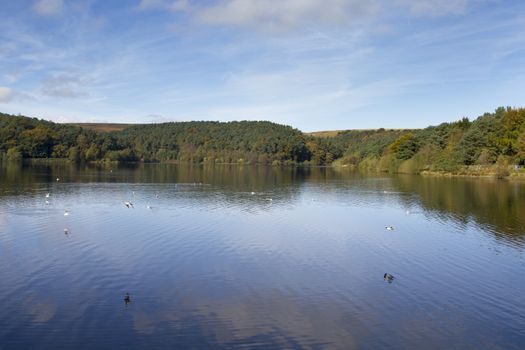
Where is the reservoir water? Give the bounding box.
[1,162,524,349]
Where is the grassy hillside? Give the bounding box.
[306,130,343,138]
[69,123,135,132]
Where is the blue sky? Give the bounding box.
[0,0,523,131]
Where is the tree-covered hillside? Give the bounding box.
[1,107,524,175]
[115,121,310,164]
[0,113,310,164]
[332,107,525,175]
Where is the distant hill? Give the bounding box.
[0,114,310,164]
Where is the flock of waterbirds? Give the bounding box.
[45,178,405,304]
[43,176,168,304]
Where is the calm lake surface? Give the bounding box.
[1,162,524,349]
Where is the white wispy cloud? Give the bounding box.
[33,0,64,16]
[137,0,189,12]
[396,0,470,16]
[139,0,483,34]
[196,0,380,32]
[0,86,15,103]
[4,73,20,84]
[41,74,87,98]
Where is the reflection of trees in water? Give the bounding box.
[393,175,525,242]
[0,162,344,210]
[2,162,523,243]
[0,161,338,188]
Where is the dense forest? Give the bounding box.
[1,107,524,176]
[0,114,310,165]
[333,107,525,176]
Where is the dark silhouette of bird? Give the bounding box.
[124,292,131,304]
[124,202,134,208]
[384,273,395,282]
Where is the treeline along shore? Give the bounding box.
[1,107,525,178]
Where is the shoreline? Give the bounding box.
[4,158,525,180]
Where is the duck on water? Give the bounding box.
[384,273,395,282]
